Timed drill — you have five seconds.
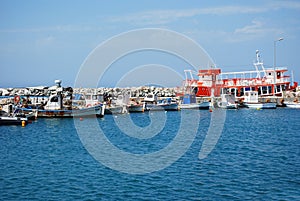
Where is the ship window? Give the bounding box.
[276,85,281,92]
[268,86,272,93]
[92,95,98,100]
[50,96,58,102]
[269,73,272,76]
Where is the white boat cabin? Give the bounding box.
[144,93,158,102]
[244,91,259,103]
[44,94,63,110]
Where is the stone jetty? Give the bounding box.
[1,83,300,106]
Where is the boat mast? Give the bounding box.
[291,70,294,86]
[184,70,197,95]
[254,50,266,78]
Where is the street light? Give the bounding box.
[273,37,283,94]
[274,37,284,70]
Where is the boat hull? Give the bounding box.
[245,102,277,109]
[105,106,126,114]
[145,103,179,111]
[285,102,300,108]
[0,116,28,126]
[20,105,103,118]
[180,102,210,110]
[128,104,144,113]
[218,102,238,109]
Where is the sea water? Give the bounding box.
[0,109,299,200]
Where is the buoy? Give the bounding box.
[209,109,213,112]
[14,96,21,104]
[80,117,83,121]
[21,120,26,127]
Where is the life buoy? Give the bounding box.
[86,104,92,107]
[14,96,20,103]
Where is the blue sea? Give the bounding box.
[1,108,299,200]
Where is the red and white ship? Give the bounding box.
[192,50,297,98]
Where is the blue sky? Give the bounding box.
[1,0,300,88]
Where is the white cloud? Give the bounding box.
[182,19,284,44]
[36,35,55,46]
[234,20,264,35]
[109,6,267,26]
[227,20,284,43]
[109,1,300,26]
[0,25,94,34]
[271,0,300,10]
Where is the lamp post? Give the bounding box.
[273,37,283,94]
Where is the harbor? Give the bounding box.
[1,49,300,126]
[1,81,299,126]
[2,1,300,200]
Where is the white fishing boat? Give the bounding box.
[127,99,145,113]
[0,110,28,126]
[243,91,276,109]
[104,92,129,114]
[72,93,105,117]
[217,94,238,109]
[285,100,300,108]
[144,93,179,111]
[178,71,211,110]
[20,94,104,117]
[1,103,37,120]
[19,80,105,117]
[179,94,210,110]
[14,108,37,120]
[105,105,126,114]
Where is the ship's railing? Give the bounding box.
[276,77,290,83]
[265,67,288,71]
[221,76,290,87]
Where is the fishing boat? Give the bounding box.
[20,94,104,117]
[217,94,238,109]
[0,110,28,126]
[72,93,105,117]
[285,99,300,108]
[19,80,105,118]
[105,105,126,114]
[243,91,276,109]
[177,71,211,110]
[14,108,37,120]
[179,94,210,110]
[143,93,179,111]
[127,99,145,113]
[193,50,297,98]
[1,103,37,120]
[104,92,129,114]
[127,104,145,113]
